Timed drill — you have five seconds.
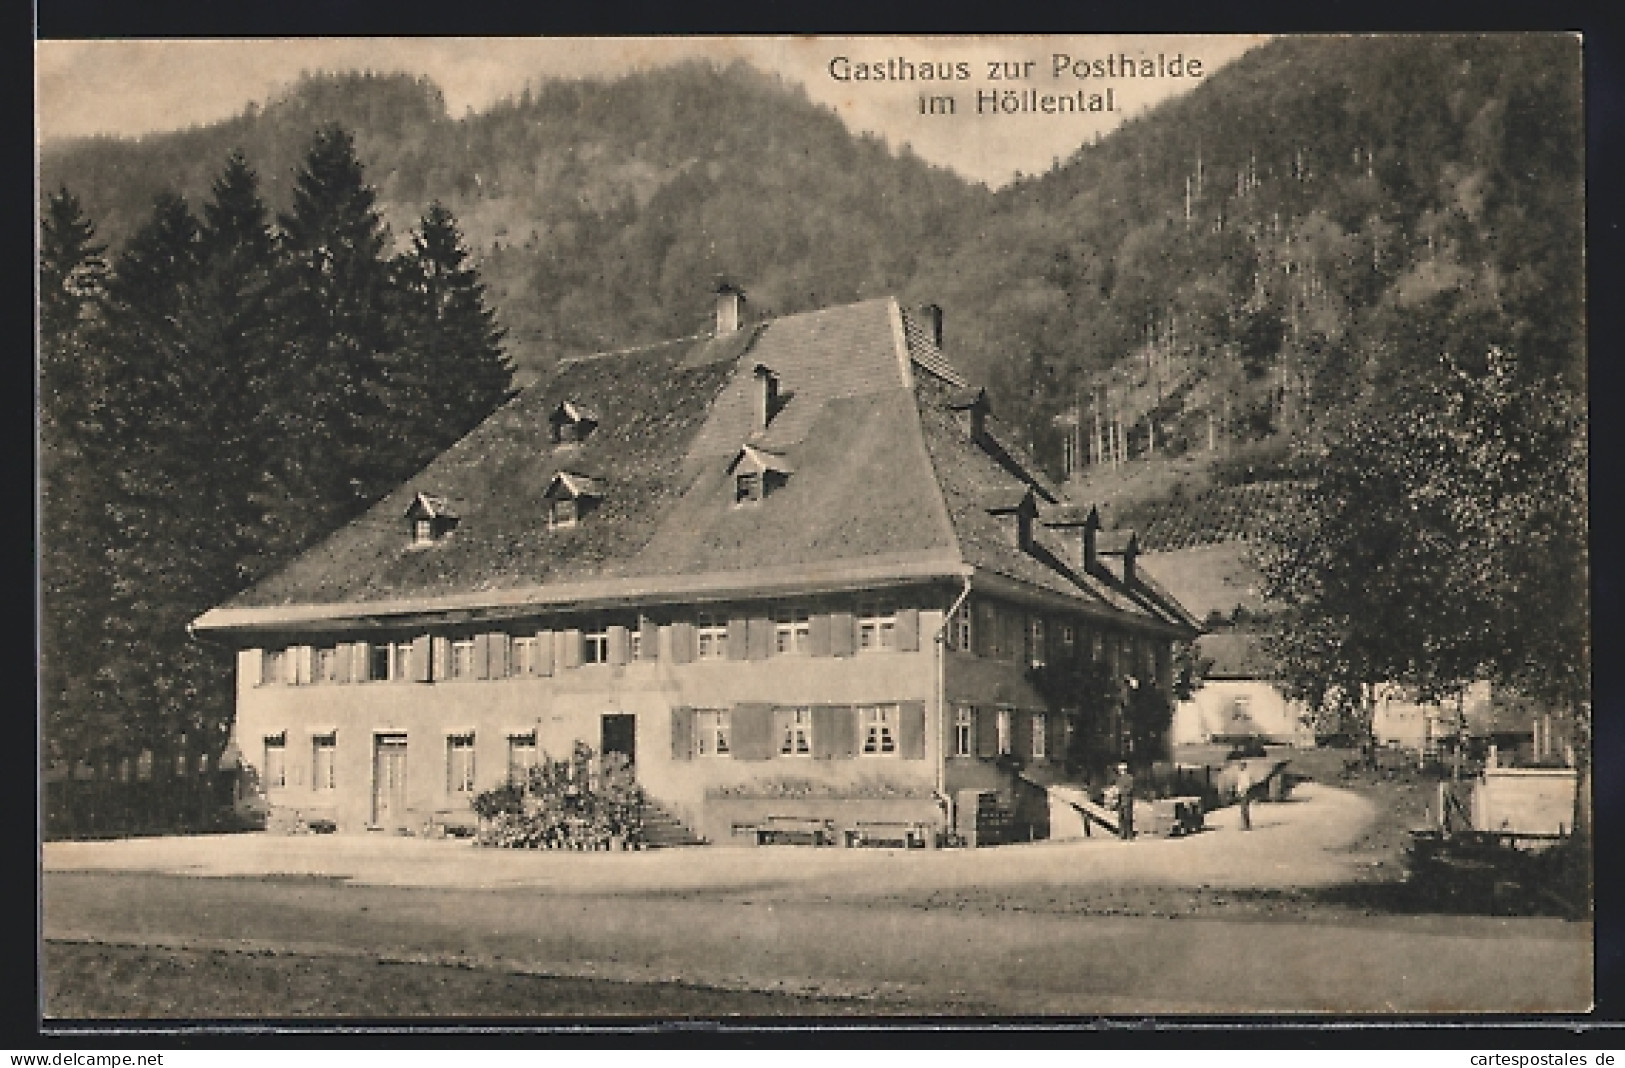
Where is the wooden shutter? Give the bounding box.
[607,625,630,666]
[533,629,554,676]
[561,629,583,669]
[473,634,492,680]
[254,649,272,686]
[726,617,748,660]
[639,617,659,661]
[746,615,773,660]
[1011,711,1031,762]
[351,641,371,682]
[669,622,694,664]
[808,614,832,657]
[975,707,999,757]
[296,646,315,685]
[487,633,511,678]
[829,705,858,759]
[896,608,920,652]
[811,706,839,759]
[899,700,926,760]
[432,637,452,680]
[829,611,855,658]
[670,706,695,761]
[411,636,432,682]
[730,702,776,760]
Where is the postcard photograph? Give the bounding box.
[35,33,1591,1022]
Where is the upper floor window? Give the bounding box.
[695,612,728,661]
[695,710,732,757]
[948,602,973,652]
[858,601,897,653]
[405,492,458,546]
[1026,616,1047,668]
[779,708,813,757]
[549,401,598,445]
[584,627,609,665]
[860,705,899,756]
[1060,624,1076,653]
[511,636,538,676]
[954,706,973,757]
[316,646,341,684]
[544,472,603,531]
[774,606,810,655]
[450,639,478,680]
[1031,714,1047,760]
[728,445,793,506]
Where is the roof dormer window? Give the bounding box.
[405,493,459,547]
[549,401,598,446]
[728,445,793,505]
[544,471,603,530]
[984,486,1037,552]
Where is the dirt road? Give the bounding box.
[43,785,1593,1016]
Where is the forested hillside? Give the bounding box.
[41,61,990,371]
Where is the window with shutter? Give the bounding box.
[726,617,749,660]
[954,706,974,757]
[778,707,813,757]
[829,611,856,657]
[607,625,629,666]
[774,607,810,655]
[694,710,732,757]
[857,601,897,652]
[896,608,920,652]
[899,701,927,760]
[451,639,477,680]
[695,613,727,660]
[859,705,899,756]
[512,636,537,677]
[584,628,609,664]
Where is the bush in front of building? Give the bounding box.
[472,742,647,849]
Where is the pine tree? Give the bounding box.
[393,200,512,468]
[260,125,402,557]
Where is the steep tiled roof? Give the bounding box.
[201,296,1195,636]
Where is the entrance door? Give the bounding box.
[373,734,408,827]
[601,713,636,768]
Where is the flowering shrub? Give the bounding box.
[473,741,647,849]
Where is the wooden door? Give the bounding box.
[601,713,636,768]
[372,734,408,827]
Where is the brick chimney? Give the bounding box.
[715,284,745,335]
[753,363,781,430]
[918,303,944,348]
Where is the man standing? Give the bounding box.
[1236,760,1254,831]
[1114,762,1135,840]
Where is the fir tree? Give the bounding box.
[261,125,402,556]
[39,188,111,771]
[393,199,512,468]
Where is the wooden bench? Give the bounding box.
[846,821,931,849]
[747,816,837,846]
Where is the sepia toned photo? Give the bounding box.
[36,34,1590,1023]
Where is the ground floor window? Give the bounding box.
[312,732,337,790]
[779,707,812,757]
[447,733,476,794]
[263,733,286,788]
[954,706,973,757]
[507,731,537,782]
[695,709,731,757]
[860,704,899,756]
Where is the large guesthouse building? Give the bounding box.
[193,292,1198,844]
